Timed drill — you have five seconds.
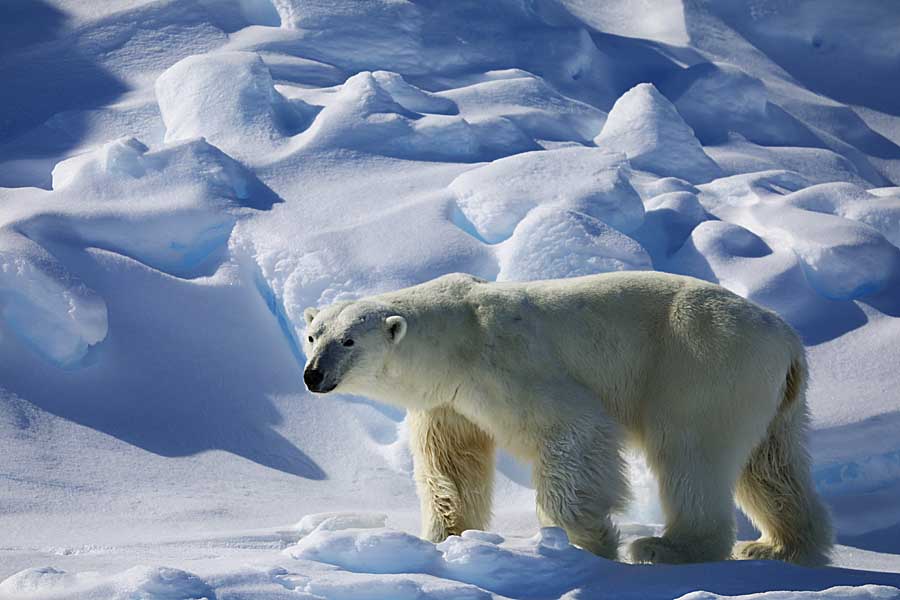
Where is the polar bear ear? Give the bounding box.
[304,307,319,325]
[385,315,407,345]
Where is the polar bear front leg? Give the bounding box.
[534,419,628,560]
[408,406,495,542]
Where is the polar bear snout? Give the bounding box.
[303,365,335,393]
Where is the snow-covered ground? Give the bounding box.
[1,0,900,598]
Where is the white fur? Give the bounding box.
[303,271,833,565]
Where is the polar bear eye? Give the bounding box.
[307,336,314,343]
[343,339,355,347]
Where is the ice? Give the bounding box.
[436,527,598,598]
[784,183,900,248]
[449,146,642,243]
[675,586,900,600]
[285,528,442,574]
[44,137,279,278]
[440,74,608,147]
[295,512,388,536]
[497,205,652,281]
[371,71,458,116]
[698,173,900,300]
[156,51,307,161]
[595,83,723,184]
[632,190,710,260]
[460,530,504,545]
[706,136,872,187]
[0,231,107,367]
[0,565,212,600]
[297,71,482,161]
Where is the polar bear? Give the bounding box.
[302,271,832,565]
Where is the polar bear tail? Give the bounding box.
[735,354,834,566]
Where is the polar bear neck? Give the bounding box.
[357,286,482,411]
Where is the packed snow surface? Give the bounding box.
[2,0,900,598]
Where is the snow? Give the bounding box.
[449,146,642,243]
[594,83,723,184]
[2,0,900,598]
[156,51,306,161]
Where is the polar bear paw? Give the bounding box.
[735,540,829,567]
[629,536,690,564]
[735,540,781,561]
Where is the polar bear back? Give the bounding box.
[375,271,801,444]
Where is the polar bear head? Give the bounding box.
[302,300,407,394]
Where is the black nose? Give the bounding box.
[304,367,324,390]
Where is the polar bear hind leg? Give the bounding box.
[630,431,741,564]
[734,359,833,566]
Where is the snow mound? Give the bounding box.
[450,146,643,244]
[595,83,722,184]
[632,190,711,261]
[46,137,279,278]
[437,527,596,597]
[372,71,458,116]
[0,565,212,600]
[282,525,599,599]
[440,74,608,147]
[286,527,443,574]
[677,586,900,600]
[699,173,900,300]
[765,208,900,300]
[784,183,900,248]
[0,231,107,367]
[156,51,308,161]
[497,205,652,281]
[295,511,388,536]
[298,71,482,161]
[708,140,870,188]
[666,220,789,299]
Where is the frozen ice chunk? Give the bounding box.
[156,51,306,160]
[450,147,643,243]
[595,83,722,183]
[497,206,652,281]
[0,231,107,368]
[295,512,388,536]
[285,528,442,574]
